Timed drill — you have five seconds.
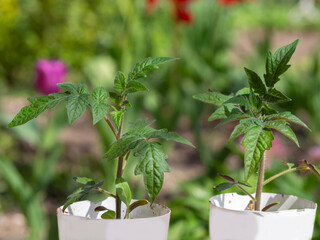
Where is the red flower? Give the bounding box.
[145,0,159,14]
[217,0,247,6]
[171,0,193,23]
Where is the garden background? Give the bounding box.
[0,0,320,239]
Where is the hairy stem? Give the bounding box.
[263,166,309,186]
[104,116,117,137]
[115,99,126,219]
[115,126,124,218]
[104,113,122,218]
[255,152,266,211]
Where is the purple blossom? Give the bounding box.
[35,59,67,95]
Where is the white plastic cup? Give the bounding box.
[57,198,170,240]
[209,193,317,240]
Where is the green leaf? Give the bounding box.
[143,128,195,147]
[224,95,251,110]
[129,200,149,213]
[122,100,131,107]
[244,67,266,95]
[62,188,87,212]
[92,87,108,103]
[27,96,52,105]
[109,91,122,106]
[103,135,145,161]
[286,163,295,169]
[66,94,90,125]
[208,104,235,121]
[127,57,177,82]
[91,102,109,125]
[8,96,57,128]
[134,141,170,203]
[111,110,125,130]
[126,80,148,94]
[241,127,274,180]
[236,88,251,95]
[114,71,126,92]
[224,95,252,111]
[249,89,261,109]
[115,178,132,207]
[193,92,231,106]
[265,112,310,131]
[261,104,278,115]
[101,210,116,219]
[214,182,236,191]
[264,88,291,103]
[264,120,299,147]
[128,118,155,131]
[90,87,109,124]
[49,92,70,105]
[58,83,88,94]
[73,177,95,186]
[228,118,261,143]
[215,112,250,128]
[264,39,299,87]
[62,180,104,211]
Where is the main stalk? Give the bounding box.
[115,155,124,219]
[115,107,125,219]
[105,113,125,219]
[255,152,266,211]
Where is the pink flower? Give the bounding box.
[35,60,67,95]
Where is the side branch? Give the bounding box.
[104,116,117,137]
[263,166,309,186]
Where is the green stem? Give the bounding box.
[236,184,256,202]
[122,151,131,170]
[115,132,124,219]
[255,152,266,211]
[94,187,117,198]
[115,97,126,219]
[263,166,309,186]
[104,116,117,138]
[104,113,122,219]
[124,208,130,219]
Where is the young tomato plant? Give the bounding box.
[194,40,320,211]
[8,57,194,219]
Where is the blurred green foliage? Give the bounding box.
[0,0,320,239]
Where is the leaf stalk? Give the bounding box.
[263,166,309,186]
[236,184,256,202]
[94,187,117,198]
